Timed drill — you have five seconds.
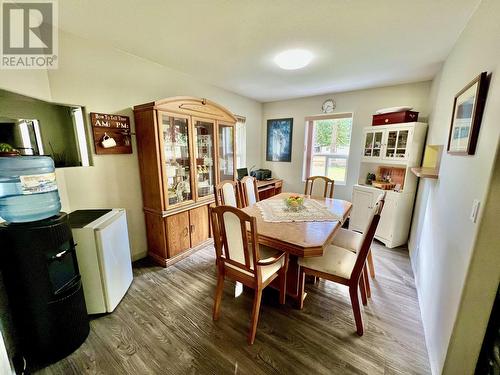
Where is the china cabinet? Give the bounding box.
[134,97,237,266]
[361,123,426,163]
[351,122,427,248]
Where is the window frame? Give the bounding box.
[234,115,246,168]
[303,112,354,186]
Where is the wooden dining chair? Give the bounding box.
[240,176,259,207]
[297,193,385,336]
[214,180,241,207]
[304,176,334,198]
[331,228,376,298]
[211,205,289,344]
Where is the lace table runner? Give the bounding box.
[256,198,343,223]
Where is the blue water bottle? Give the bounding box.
[0,156,62,222]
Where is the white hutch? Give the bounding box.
[349,122,427,248]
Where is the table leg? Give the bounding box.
[270,255,306,307]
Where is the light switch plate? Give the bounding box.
[470,199,480,223]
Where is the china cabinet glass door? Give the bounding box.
[363,130,384,158]
[218,123,235,181]
[395,129,409,158]
[193,119,216,199]
[385,129,410,159]
[160,113,193,206]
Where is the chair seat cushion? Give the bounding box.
[225,245,284,282]
[298,244,357,279]
[331,228,362,253]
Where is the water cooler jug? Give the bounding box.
[0,213,89,368]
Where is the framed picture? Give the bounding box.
[266,118,293,162]
[447,72,488,155]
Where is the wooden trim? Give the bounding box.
[214,120,221,184]
[134,96,237,123]
[134,109,165,211]
[144,199,214,218]
[304,112,353,121]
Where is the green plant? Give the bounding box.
[314,119,352,149]
[0,143,15,152]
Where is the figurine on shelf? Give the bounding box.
[175,180,187,203]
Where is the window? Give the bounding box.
[235,115,246,168]
[303,113,353,184]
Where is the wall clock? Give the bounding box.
[322,98,336,113]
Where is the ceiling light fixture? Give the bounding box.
[274,49,313,70]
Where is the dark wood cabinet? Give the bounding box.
[256,179,283,200]
[134,97,237,267]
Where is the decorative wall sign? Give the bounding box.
[447,72,489,155]
[266,118,293,162]
[90,112,132,155]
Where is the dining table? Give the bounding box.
[241,192,353,302]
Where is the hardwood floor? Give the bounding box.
[37,241,430,375]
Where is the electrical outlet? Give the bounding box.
[470,199,480,223]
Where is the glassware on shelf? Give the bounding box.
[397,130,408,148]
[387,131,397,148]
[162,115,192,205]
[194,120,215,198]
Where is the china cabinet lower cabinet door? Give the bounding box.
[349,189,373,232]
[166,211,191,257]
[375,194,397,241]
[189,206,210,248]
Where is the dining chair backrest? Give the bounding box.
[240,176,259,207]
[210,205,260,279]
[350,193,385,281]
[215,180,240,207]
[304,176,334,198]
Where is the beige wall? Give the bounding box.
[0,30,263,260]
[409,0,500,373]
[261,82,432,200]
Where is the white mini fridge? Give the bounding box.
[68,209,133,314]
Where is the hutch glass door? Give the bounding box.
[194,119,216,199]
[161,114,193,206]
[385,129,410,159]
[218,123,235,181]
[363,130,384,158]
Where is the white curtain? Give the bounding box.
[235,116,246,168]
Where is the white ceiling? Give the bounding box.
[58,0,481,102]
